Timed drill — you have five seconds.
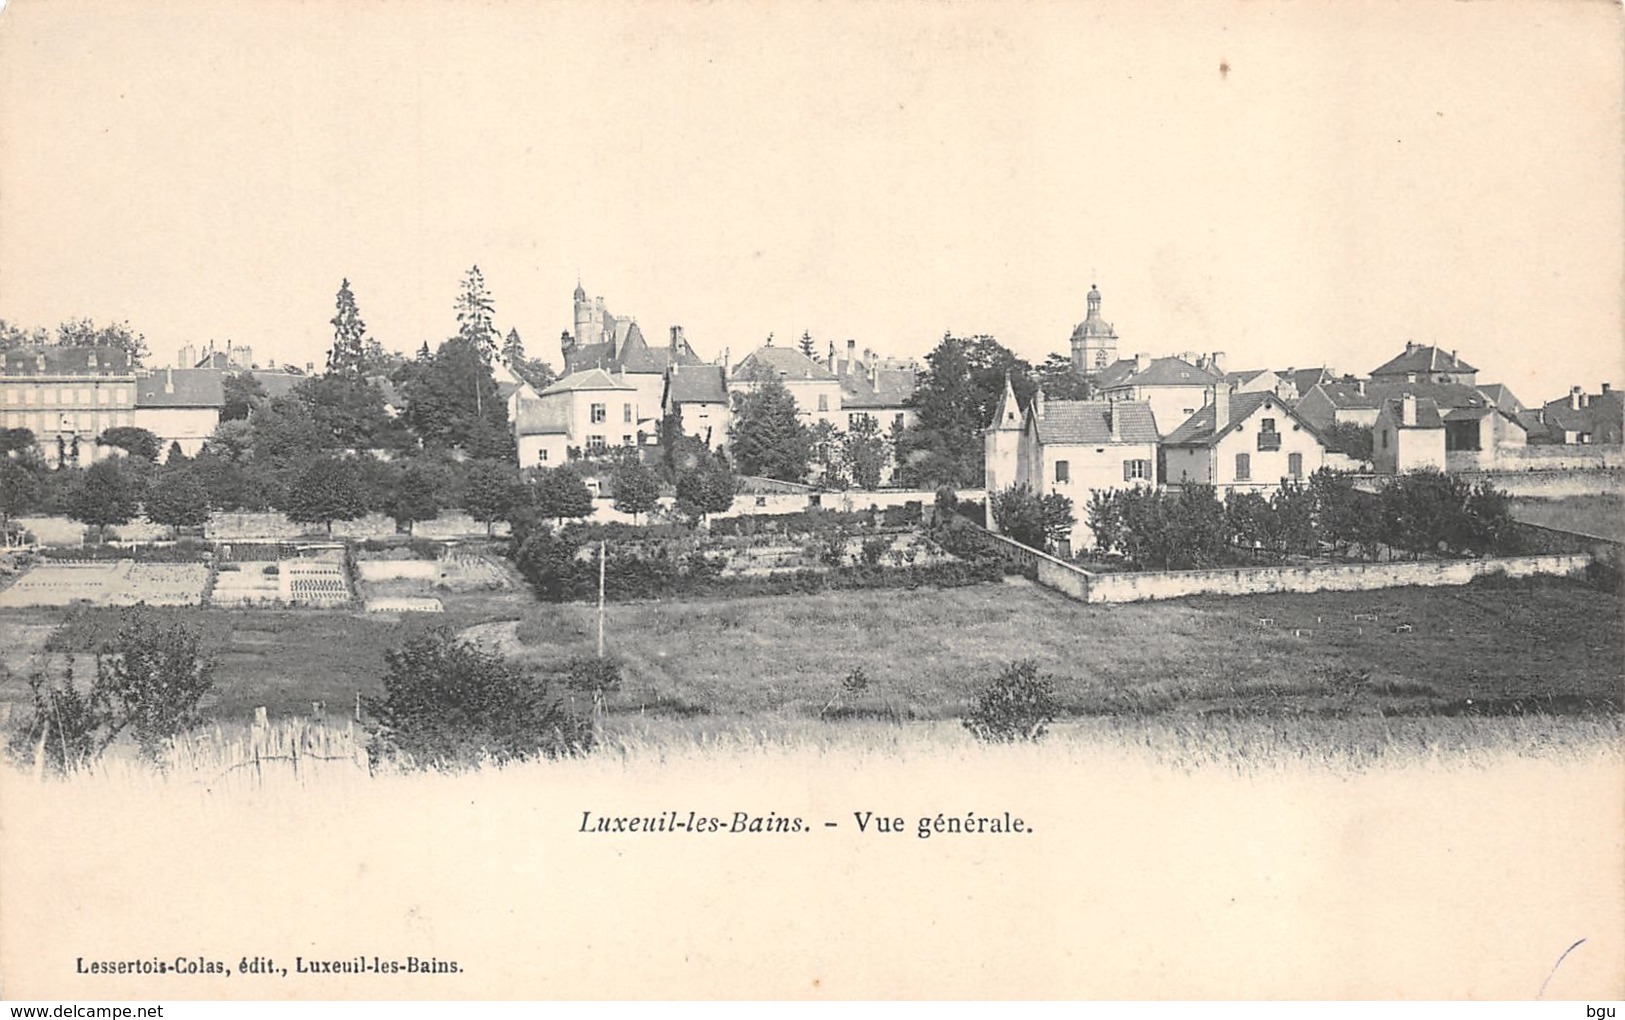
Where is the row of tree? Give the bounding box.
[1076,469,1515,570]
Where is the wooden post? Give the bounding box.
[597,538,606,659]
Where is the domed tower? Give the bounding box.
[1069,283,1119,379]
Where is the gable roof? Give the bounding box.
[539,368,635,395]
[248,368,307,399]
[1279,366,1332,397]
[1371,344,1477,377]
[1163,390,1321,447]
[1366,379,1495,412]
[731,344,838,382]
[666,364,729,405]
[1098,356,1220,391]
[1475,383,1525,415]
[1305,379,1378,410]
[565,322,706,376]
[839,363,917,409]
[1032,400,1158,446]
[134,368,225,408]
[1540,389,1624,437]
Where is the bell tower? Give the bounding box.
[1069,282,1119,379]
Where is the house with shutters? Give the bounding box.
[512,368,639,469]
[727,339,845,428]
[662,363,731,448]
[0,345,138,467]
[983,376,1159,553]
[1161,384,1326,495]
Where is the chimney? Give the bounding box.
[1406,340,1417,354]
[1571,386,1583,411]
[1355,379,1366,396]
[1212,382,1230,430]
[1450,349,1458,364]
[1401,393,1417,426]
[1134,352,1151,373]
[1210,351,1226,374]
[670,325,683,351]
[826,341,836,373]
[1603,383,1613,395]
[1108,403,1122,442]
[1033,387,1046,419]
[723,346,731,369]
[87,351,98,370]
[863,347,873,367]
[306,362,315,373]
[164,367,174,395]
[844,339,855,377]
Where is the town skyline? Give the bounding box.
[1,1,1619,405]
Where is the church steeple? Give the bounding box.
[1070,280,1119,379]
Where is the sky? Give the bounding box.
[0,0,1620,406]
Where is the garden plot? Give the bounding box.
[353,550,509,611]
[210,562,282,606]
[0,560,208,608]
[714,532,953,577]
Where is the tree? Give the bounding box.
[895,333,1033,488]
[797,330,817,359]
[326,278,371,377]
[1323,421,1375,461]
[674,454,736,524]
[841,414,888,490]
[463,459,524,538]
[533,465,594,524]
[294,373,393,450]
[144,466,212,536]
[0,459,41,535]
[0,319,50,350]
[1034,351,1092,401]
[961,659,1060,744]
[55,318,149,365]
[501,328,525,367]
[221,372,268,421]
[728,373,811,481]
[402,336,509,454]
[7,608,217,771]
[66,459,141,541]
[282,456,370,534]
[454,265,499,366]
[165,441,187,464]
[363,627,592,771]
[1,427,37,456]
[382,459,448,535]
[990,483,1047,549]
[97,426,162,461]
[610,460,661,523]
[808,420,847,489]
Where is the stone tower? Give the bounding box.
[1069,283,1119,378]
[567,279,590,360]
[984,372,1026,510]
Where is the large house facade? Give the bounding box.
[1161,385,1326,495]
[1,346,139,467]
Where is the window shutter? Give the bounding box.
[1123,460,1132,482]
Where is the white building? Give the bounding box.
[513,368,639,469]
[1161,384,1326,494]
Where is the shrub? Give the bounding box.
[6,608,218,772]
[961,659,1061,744]
[364,627,592,771]
[1584,547,1622,594]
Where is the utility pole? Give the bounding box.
[597,538,606,659]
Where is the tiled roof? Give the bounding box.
[1476,383,1525,415]
[1099,356,1219,390]
[1377,396,1445,429]
[667,364,728,404]
[1223,368,1274,388]
[249,368,307,399]
[134,369,225,408]
[1366,379,1491,411]
[564,322,706,376]
[1540,390,1624,437]
[1308,380,1378,409]
[838,363,917,409]
[1371,344,1477,377]
[1033,401,1158,445]
[540,368,635,395]
[731,344,838,382]
[1,345,132,376]
[1163,390,1318,446]
[1279,367,1332,397]
[513,397,571,435]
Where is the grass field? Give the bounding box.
[1510,491,1625,541]
[2,572,1618,743]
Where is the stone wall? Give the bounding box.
[1071,553,1589,604]
[1449,446,1625,473]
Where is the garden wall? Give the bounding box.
[1041,553,1591,604]
[1449,467,1622,499]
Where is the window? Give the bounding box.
[537,449,548,463]
[78,388,91,404]
[1257,417,1281,451]
[1260,417,1276,432]
[1235,452,1251,481]
[1381,429,1389,450]
[755,496,767,508]
[1055,460,1070,483]
[622,434,633,446]
[893,413,904,429]
[817,394,829,412]
[587,434,606,451]
[1288,453,1303,478]
[1123,459,1151,481]
[590,403,606,424]
[97,388,109,405]
[623,403,632,423]
[23,389,35,406]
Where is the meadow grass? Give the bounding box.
[1510,491,1625,541]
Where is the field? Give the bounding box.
[1510,491,1625,541]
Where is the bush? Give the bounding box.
[961,659,1061,744]
[364,627,593,771]
[1584,547,1622,594]
[6,608,218,772]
